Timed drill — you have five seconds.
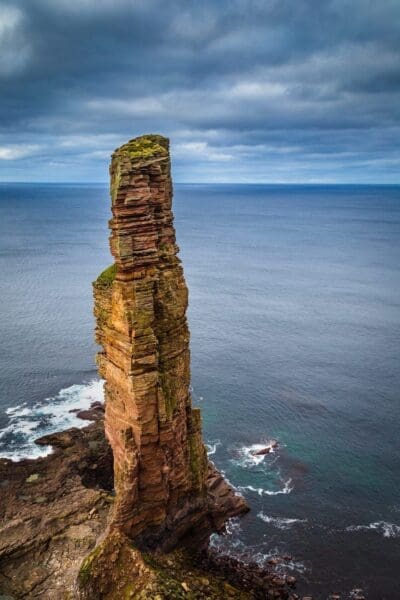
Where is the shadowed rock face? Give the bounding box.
[93,135,246,549]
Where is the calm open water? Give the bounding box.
[0,183,399,599]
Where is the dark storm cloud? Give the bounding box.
[0,0,399,181]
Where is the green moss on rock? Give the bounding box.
[159,371,176,419]
[95,264,117,287]
[78,542,104,585]
[119,134,168,161]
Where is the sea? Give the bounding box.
[0,183,399,599]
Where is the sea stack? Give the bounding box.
[0,136,298,600]
[92,135,246,551]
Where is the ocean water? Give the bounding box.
[0,183,399,599]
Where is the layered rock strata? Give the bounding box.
[93,134,246,549]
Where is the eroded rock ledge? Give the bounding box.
[0,407,113,598]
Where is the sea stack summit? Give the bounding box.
[88,134,247,582]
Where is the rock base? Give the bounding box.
[0,407,113,599]
[0,409,297,599]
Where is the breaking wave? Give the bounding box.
[346,521,400,539]
[231,441,279,468]
[206,440,222,456]
[210,518,271,564]
[257,512,307,529]
[0,379,104,461]
[238,478,293,497]
[210,518,307,573]
[230,439,293,497]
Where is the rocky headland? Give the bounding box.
[0,135,303,599]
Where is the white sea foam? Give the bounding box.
[5,404,30,416]
[210,518,268,561]
[0,379,104,461]
[238,478,293,497]
[206,440,222,456]
[276,556,307,574]
[225,517,241,535]
[257,512,306,529]
[238,485,263,496]
[209,517,244,551]
[210,520,307,574]
[346,521,400,539]
[232,441,279,468]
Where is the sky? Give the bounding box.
[0,0,399,183]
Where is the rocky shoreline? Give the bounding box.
[0,405,112,598]
[0,405,304,599]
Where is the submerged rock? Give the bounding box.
[251,441,278,456]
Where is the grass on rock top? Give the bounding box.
[95,264,117,287]
[119,134,169,160]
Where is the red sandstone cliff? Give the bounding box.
[93,135,246,552]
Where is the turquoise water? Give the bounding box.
[0,183,399,598]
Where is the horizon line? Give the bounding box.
[0,181,399,186]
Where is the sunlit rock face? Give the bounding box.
[94,135,221,547]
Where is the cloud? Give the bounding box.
[0,5,30,76]
[0,144,39,160]
[174,141,234,162]
[0,0,399,182]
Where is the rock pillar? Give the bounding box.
[93,135,209,544]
